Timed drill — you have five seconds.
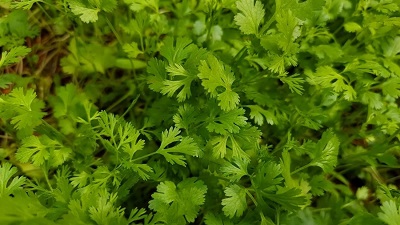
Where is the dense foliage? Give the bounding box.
[1,0,400,224]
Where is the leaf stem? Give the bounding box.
[42,167,53,191]
[132,152,158,162]
[291,163,311,175]
[105,17,123,45]
[245,188,258,207]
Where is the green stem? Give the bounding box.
[106,91,133,112]
[245,189,258,207]
[37,2,53,21]
[291,163,311,175]
[105,17,123,45]
[42,167,53,191]
[259,0,281,35]
[132,152,158,162]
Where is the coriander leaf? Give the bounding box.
[15,135,49,166]
[7,87,36,110]
[88,190,125,225]
[173,104,200,131]
[123,42,143,58]
[253,161,283,189]
[204,213,235,225]
[147,58,168,92]
[127,208,147,223]
[198,55,240,111]
[344,22,362,33]
[383,36,400,58]
[309,175,333,196]
[276,10,301,50]
[262,187,308,212]
[70,171,91,188]
[361,91,383,109]
[11,0,42,10]
[279,0,325,22]
[307,66,356,100]
[0,46,31,68]
[160,37,196,64]
[210,135,229,158]
[378,200,400,225]
[124,0,158,12]
[16,135,72,167]
[229,135,250,159]
[10,110,45,130]
[157,127,200,166]
[207,108,247,135]
[280,74,305,95]
[69,1,100,23]
[382,78,400,98]
[220,158,249,182]
[309,129,340,172]
[149,178,207,224]
[246,105,278,126]
[234,0,265,35]
[161,63,196,102]
[0,163,26,197]
[97,111,145,158]
[0,191,52,222]
[222,184,248,218]
[123,163,153,180]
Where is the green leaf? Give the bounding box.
[280,74,305,95]
[276,10,301,49]
[160,37,196,64]
[222,184,248,218]
[149,178,207,223]
[383,36,400,58]
[378,200,400,225]
[0,46,31,68]
[361,91,383,109]
[0,191,52,222]
[204,213,235,225]
[308,66,356,100]
[344,22,362,32]
[124,0,158,12]
[262,187,308,212]
[198,55,240,111]
[210,135,229,158]
[309,129,340,172]
[382,78,400,98]
[11,0,42,9]
[7,87,36,110]
[309,175,333,196]
[220,158,249,182]
[0,163,26,197]
[206,108,247,135]
[157,127,200,166]
[147,58,168,92]
[127,208,147,223]
[161,63,196,102]
[97,111,145,153]
[123,42,143,58]
[69,1,100,23]
[246,105,278,126]
[254,161,283,189]
[234,0,265,35]
[173,104,200,131]
[16,135,49,166]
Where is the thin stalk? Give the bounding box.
[245,189,258,207]
[105,17,123,45]
[132,152,158,162]
[291,164,311,175]
[42,167,53,191]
